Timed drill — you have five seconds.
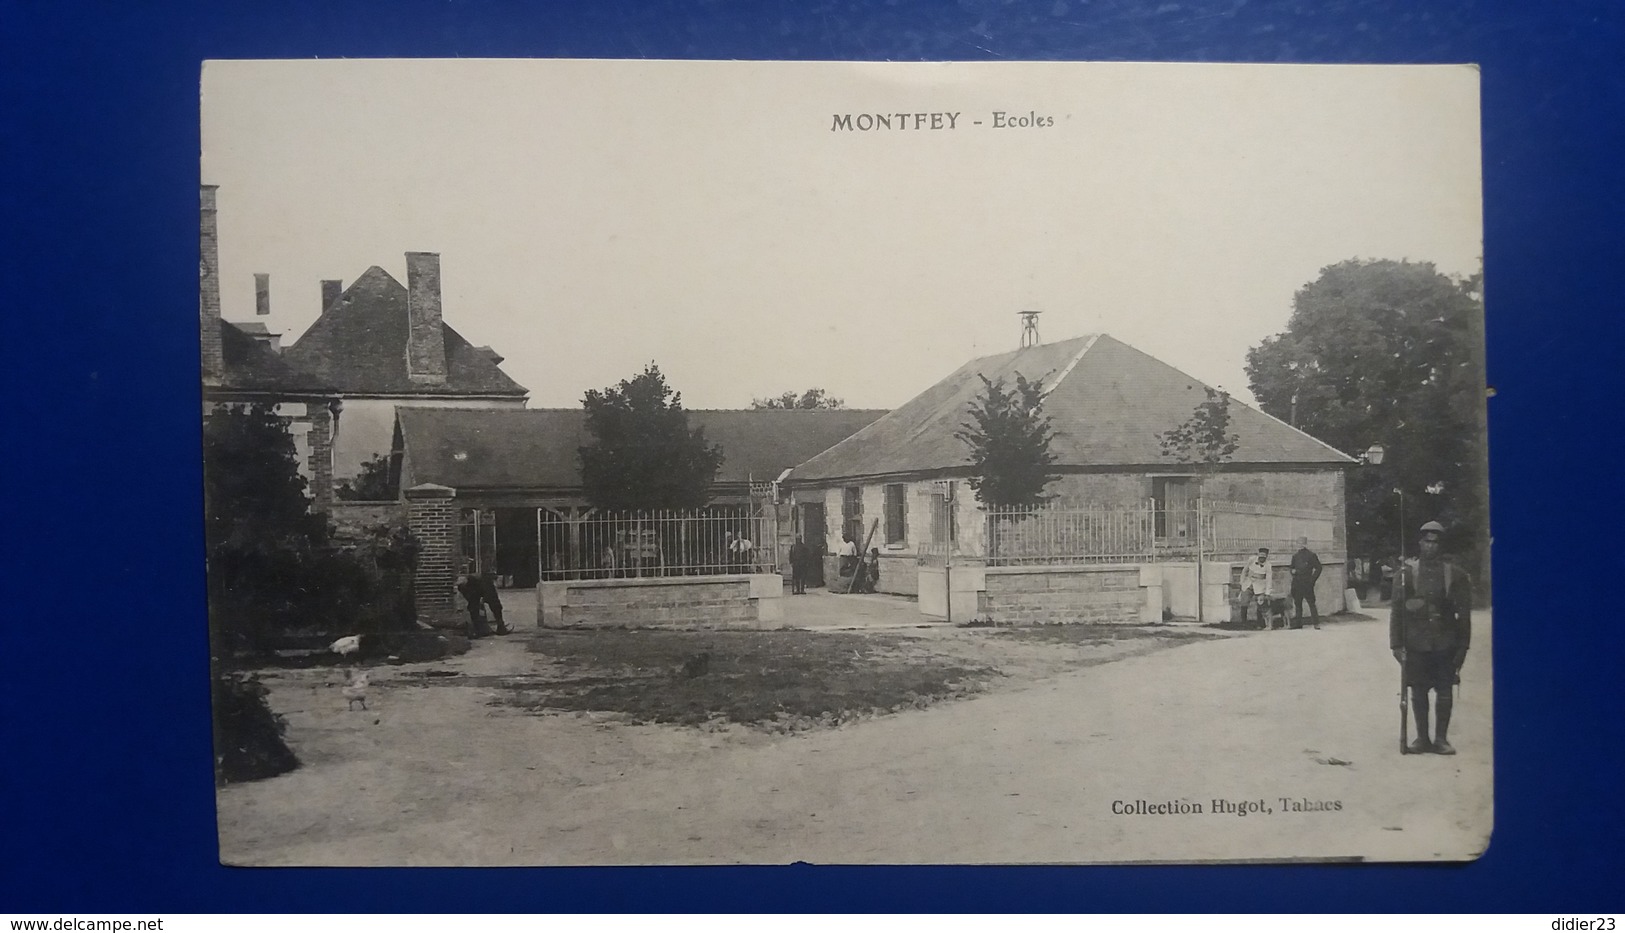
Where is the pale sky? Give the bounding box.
[202,59,1482,410]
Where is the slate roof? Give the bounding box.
[397,407,887,491]
[790,333,1355,483]
[211,320,332,396]
[282,266,529,398]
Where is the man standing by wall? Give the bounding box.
[788,535,810,594]
[1289,536,1323,630]
[1237,547,1272,629]
[1390,521,1473,755]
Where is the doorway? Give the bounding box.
[799,501,827,587]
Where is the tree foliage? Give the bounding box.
[750,387,846,410]
[335,451,398,501]
[1159,387,1240,466]
[203,403,327,553]
[1245,258,1487,571]
[955,373,1059,508]
[204,405,416,649]
[579,363,725,512]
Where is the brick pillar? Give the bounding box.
[407,483,459,622]
[306,402,335,510]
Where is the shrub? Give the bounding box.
[212,672,298,784]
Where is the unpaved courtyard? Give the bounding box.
[216,608,1491,866]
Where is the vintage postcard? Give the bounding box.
[202,59,1490,865]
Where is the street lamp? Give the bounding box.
[1357,443,1399,598]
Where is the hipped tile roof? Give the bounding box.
[282,266,529,398]
[790,333,1355,482]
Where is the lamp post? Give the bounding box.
[1361,443,1398,582]
[1364,443,1410,755]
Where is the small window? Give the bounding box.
[884,484,907,545]
[842,486,864,544]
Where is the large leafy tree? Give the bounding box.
[1245,259,1488,574]
[579,363,725,512]
[955,373,1059,508]
[750,387,846,410]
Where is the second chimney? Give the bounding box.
[254,273,271,316]
[320,279,343,313]
[405,252,447,386]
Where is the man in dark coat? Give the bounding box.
[1390,521,1473,755]
[1288,536,1323,630]
[788,535,811,595]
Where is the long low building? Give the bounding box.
[391,406,885,587]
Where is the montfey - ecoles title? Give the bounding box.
[831,111,1055,131]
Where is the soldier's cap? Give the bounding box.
[1419,520,1445,535]
[1257,547,1270,555]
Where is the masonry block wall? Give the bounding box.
[981,564,1150,625]
[406,483,459,619]
[538,575,785,630]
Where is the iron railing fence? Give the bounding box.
[984,498,1338,567]
[539,507,780,579]
[986,500,1165,565]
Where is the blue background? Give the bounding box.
[2,0,1620,913]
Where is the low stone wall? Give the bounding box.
[537,574,785,630]
[980,563,1161,625]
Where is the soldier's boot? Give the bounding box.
[1432,691,1456,755]
[1408,688,1433,754]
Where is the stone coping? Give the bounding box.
[984,562,1143,574]
[546,573,778,590]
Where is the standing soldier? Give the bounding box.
[1289,536,1323,630]
[1390,521,1473,755]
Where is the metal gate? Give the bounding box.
[456,507,497,575]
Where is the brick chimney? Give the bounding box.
[199,185,224,383]
[254,272,271,316]
[405,252,447,385]
[320,279,343,313]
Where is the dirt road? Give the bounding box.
[218,613,1491,865]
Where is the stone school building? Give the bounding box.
[783,333,1356,623]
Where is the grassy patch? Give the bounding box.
[500,629,996,729]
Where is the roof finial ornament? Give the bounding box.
[1018,310,1042,348]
